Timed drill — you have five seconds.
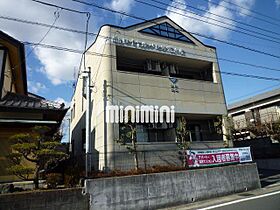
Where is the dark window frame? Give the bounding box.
[139,22,194,44]
[0,47,8,99]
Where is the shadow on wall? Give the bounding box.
[233,137,280,159]
[71,111,100,171]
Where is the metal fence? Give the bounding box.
[233,112,280,130]
[90,149,185,172]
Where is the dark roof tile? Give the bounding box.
[0,92,66,111]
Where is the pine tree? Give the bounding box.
[7,126,68,189]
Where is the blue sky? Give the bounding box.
[1,0,280,140]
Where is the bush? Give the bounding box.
[46,173,63,189]
[63,159,84,187]
[90,165,185,179]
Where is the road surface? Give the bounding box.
[162,185,280,210]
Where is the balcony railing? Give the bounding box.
[233,112,279,129]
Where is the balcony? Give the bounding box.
[119,114,223,144]
[116,46,214,82]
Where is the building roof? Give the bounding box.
[86,16,216,53]
[0,92,66,111]
[228,88,280,111]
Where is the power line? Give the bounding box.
[28,0,89,14]
[2,12,280,74]
[26,10,60,57]
[227,84,280,103]
[142,0,280,44]
[71,0,280,60]
[11,9,61,77]
[217,58,280,73]
[16,0,280,101]
[28,0,92,87]
[2,11,280,62]
[200,0,280,27]
[1,8,280,73]
[159,0,280,37]
[30,0,280,48]
[218,0,280,23]
[22,30,280,73]
[0,15,96,36]
[23,41,280,82]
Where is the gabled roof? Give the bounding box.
[122,16,215,48]
[88,16,216,51]
[0,30,27,96]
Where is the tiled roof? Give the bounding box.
[0,92,66,111]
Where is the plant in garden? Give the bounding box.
[214,115,233,147]
[115,118,139,170]
[45,173,63,189]
[7,126,68,189]
[247,119,280,142]
[267,119,280,142]
[175,116,190,167]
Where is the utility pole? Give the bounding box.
[83,67,91,177]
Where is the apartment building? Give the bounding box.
[228,88,280,140]
[70,16,228,171]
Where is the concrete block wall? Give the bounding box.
[0,188,88,210]
[85,163,260,210]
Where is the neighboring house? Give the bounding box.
[228,88,280,140]
[70,16,228,171]
[0,31,68,182]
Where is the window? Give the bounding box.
[145,59,178,76]
[140,22,194,44]
[146,60,161,73]
[71,103,76,122]
[119,122,176,143]
[189,124,203,141]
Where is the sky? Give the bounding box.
[0,0,280,140]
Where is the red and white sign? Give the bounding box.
[186,147,252,168]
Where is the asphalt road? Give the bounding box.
[162,187,280,210]
[162,169,280,210]
[196,190,280,210]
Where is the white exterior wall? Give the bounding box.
[70,20,228,170]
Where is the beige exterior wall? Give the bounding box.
[1,53,16,98]
[232,105,280,129]
[259,106,280,123]
[0,49,4,75]
[70,19,227,170]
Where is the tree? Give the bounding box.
[7,126,68,189]
[214,115,233,147]
[175,116,190,168]
[247,119,280,142]
[115,120,139,171]
[266,119,280,142]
